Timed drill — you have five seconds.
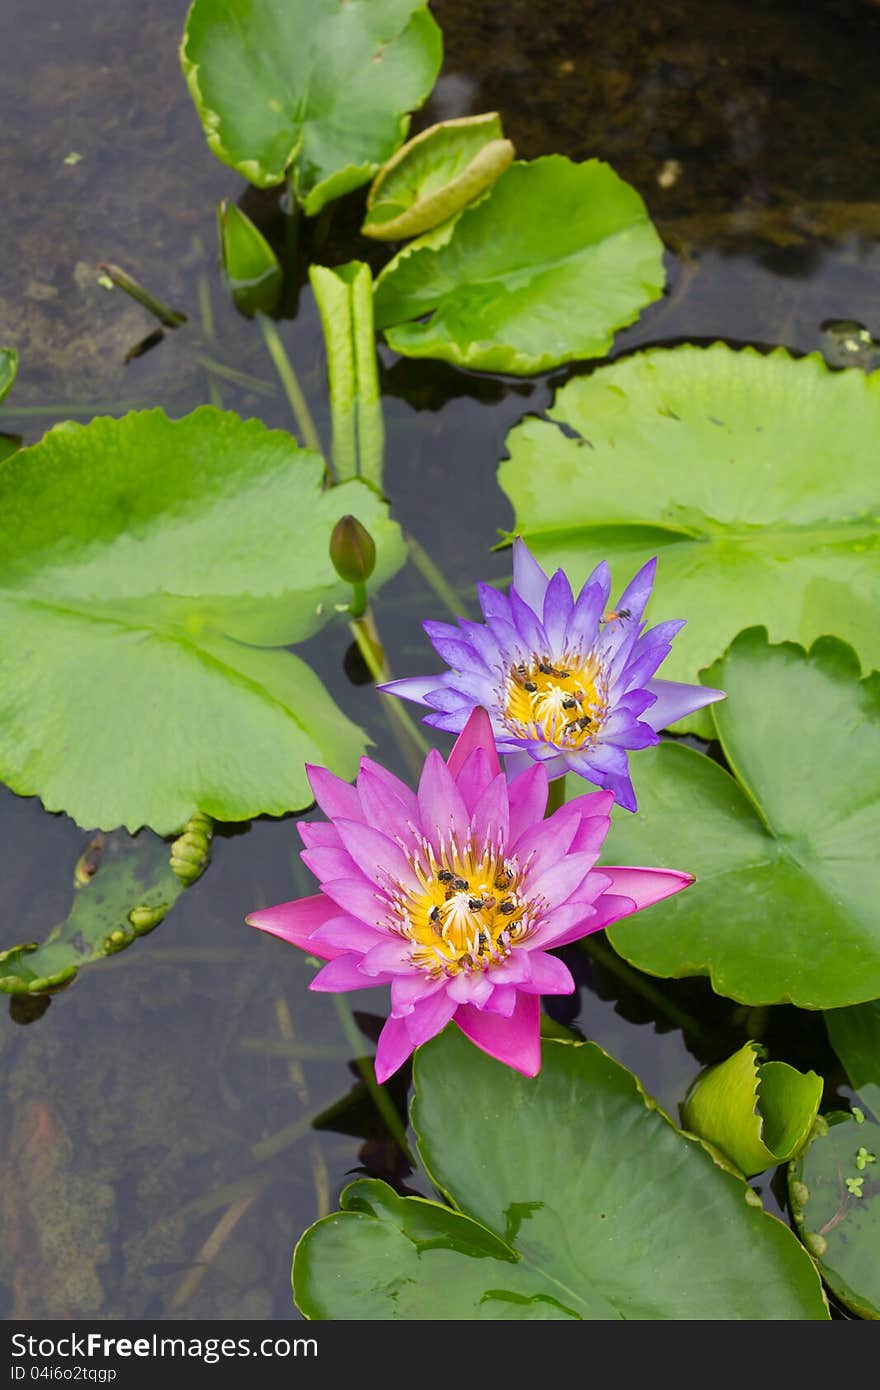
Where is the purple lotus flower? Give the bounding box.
[379,540,725,811]
[247,708,693,1082]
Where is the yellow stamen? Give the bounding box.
[503,654,606,750]
[387,838,537,978]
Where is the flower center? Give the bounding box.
[388,839,538,977]
[502,653,607,749]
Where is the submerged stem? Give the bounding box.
[256,312,325,463]
[330,993,413,1163]
[349,611,429,777]
[405,530,468,619]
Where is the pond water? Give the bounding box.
[1,0,878,1319]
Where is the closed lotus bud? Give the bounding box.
[330,515,376,585]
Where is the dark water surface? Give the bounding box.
[1,0,878,1318]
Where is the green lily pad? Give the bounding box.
[362,112,514,241]
[0,407,406,832]
[373,156,665,374]
[0,823,206,995]
[499,345,880,682]
[0,348,16,403]
[603,629,880,1009]
[825,1002,880,1117]
[682,1041,822,1178]
[789,1111,880,1319]
[293,1030,827,1319]
[181,0,442,212]
[217,199,282,316]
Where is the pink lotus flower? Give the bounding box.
[247,709,692,1082]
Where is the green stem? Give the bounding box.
[580,934,707,1039]
[256,312,325,462]
[545,774,567,817]
[98,261,187,328]
[349,580,368,619]
[405,530,468,619]
[331,993,413,1162]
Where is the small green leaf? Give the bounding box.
[0,348,17,403]
[374,156,665,374]
[181,0,442,212]
[604,629,880,1009]
[789,1110,880,1319]
[362,112,514,240]
[499,345,880,682]
[0,829,192,994]
[293,1030,828,1319]
[0,407,406,831]
[825,1001,880,1119]
[682,1041,822,1178]
[217,199,282,316]
[309,262,384,487]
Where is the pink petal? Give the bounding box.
[538,893,636,948]
[418,748,470,851]
[391,972,447,1016]
[602,865,694,911]
[527,850,598,907]
[310,954,390,992]
[333,818,419,893]
[321,876,388,928]
[300,845,361,883]
[375,1015,415,1083]
[404,987,458,1046]
[568,813,612,860]
[306,764,363,821]
[517,950,575,996]
[454,993,542,1076]
[246,894,340,959]
[470,773,510,851]
[482,984,518,1016]
[447,706,501,780]
[510,808,580,876]
[297,821,341,849]
[507,762,549,844]
[310,916,387,954]
[455,747,498,816]
[446,971,495,1007]
[361,938,415,976]
[357,759,420,825]
[529,900,599,949]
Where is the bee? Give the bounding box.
[562,696,578,711]
[468,897,484,911]
[604,607,632,624]
[429,906,441,924]
[481,895,497,910]
[494,872,512,891]
[437,869,454,883]
[451,876,469,891]
[538,660,554,675]
[523,680,537,693]
[499,899,516,915]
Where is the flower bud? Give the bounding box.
[330,515,376,585]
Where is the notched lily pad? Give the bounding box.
[499,344,880,682]
[362,112,514,240]
[683,1040,822,1177]
[0,407,406,832]
[605,628,880,1009]
[181,0,442,213]
[374,156,666,374]
[789,1110,880,1318]
[293,1030,828,1319]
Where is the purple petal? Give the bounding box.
[612,556,657,626]
[504,750,537,779]
[477,581,511,622]
[306,764,363,822]
[375,1015,415,1083]
[507,762,549,843]
[511,537,550,613]
[447,707,502,781]
[404,988,458,1046]
[246,894,340,959]
[454,993,541,1076]
[564,578,607,654]
[509,588,547,654]
[424,625,490,674]
[310,953,389,992]
[378,674,444,705]
[542,570,574,650]
[642,678,726,732]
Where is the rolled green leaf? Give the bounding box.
[217,199,282,316]
[310,262,384,488]
[362,112,514,240]
[682,1040,823,1178]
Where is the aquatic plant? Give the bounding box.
[382,538,723,810]
[247,707,692,1081]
